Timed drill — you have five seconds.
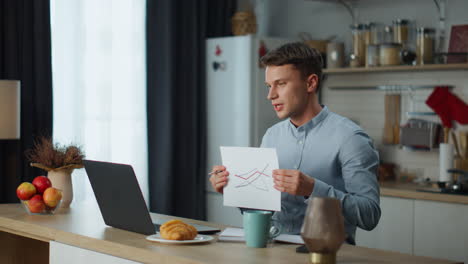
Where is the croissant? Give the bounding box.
[160,219,198,240]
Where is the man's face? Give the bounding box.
[265,64,313,121]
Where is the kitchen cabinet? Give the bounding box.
[4,203,458,264]
[50,241,141,264]
[413,200,468,263]
[356,196,468,263]
[356,196,414,254]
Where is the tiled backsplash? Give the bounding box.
[322,70,468,181]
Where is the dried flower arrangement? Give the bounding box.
[26,136,85,171]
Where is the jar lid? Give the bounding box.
[349,53,360,60]
[417,27,436,33]
[365,22,378,29]
[393,19,410,25]
[350,23,367,30]
[380,43,403,48]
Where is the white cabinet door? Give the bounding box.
[414,200,468,264]
[50,241,141,264]
[356,196,414,254]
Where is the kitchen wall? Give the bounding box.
[206,0,468,228]
[253,0,468,54]
[323,71,468,181]
[245,0,468,181]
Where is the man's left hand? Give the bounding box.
[272,169,315,196]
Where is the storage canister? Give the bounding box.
[231,11,257,36]
[382,26,394,44]
[369,22,384,44]
[326,42,344,68]
[416,27,435,65]
[366,44,380,67]
[351,24,367,67]
[393,19,410,45]
[379,43,402,66]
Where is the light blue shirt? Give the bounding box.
[260,106,381,244]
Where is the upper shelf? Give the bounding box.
[323,63,468,74]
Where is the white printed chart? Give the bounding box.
[220,146,281,211]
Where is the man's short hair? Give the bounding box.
[260,42,323,92]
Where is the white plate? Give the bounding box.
[146,233,214,244]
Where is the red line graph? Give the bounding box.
[234,170,270,180]
[233,164,271,191]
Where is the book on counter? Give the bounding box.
[218,227,304,245]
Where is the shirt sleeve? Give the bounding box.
[309,131,381,231]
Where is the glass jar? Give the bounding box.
[382,25,394,43]
[369,22,384,44]
[366,44,380,67]
[393,19,410,45]
[363,23,374,45]
[416,27,435,65]
[326,42,344,69]
[349,54,360,68]
[379,43,402,66]
[351,24,367,67]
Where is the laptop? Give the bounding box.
[83,160,221,235]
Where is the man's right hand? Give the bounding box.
[209,165,229,194]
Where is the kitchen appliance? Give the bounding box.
[418,168,468,196]
[205,35,291,226]
[442,169,468,194]
[400,118,442,150]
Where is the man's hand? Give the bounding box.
[209,165,229,194]
[273,169,315,196]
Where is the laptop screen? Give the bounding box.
[84,160,221,235]
[84,160,156,235]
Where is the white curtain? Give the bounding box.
[50,0,148,203]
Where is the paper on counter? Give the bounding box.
[220,147,280,211]
[219,227,245,237]
[218,227,304,245]
[217,236,245,243]
[274,234,304,244]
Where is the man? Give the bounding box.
[209,42,380,245]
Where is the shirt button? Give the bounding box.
[298,140,303,144]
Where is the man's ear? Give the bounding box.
[306,74,319,93]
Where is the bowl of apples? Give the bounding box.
[17,176,63,215]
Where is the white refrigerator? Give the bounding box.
[205,35,290,226]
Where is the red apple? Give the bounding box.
[43,187,62,208]
[27,194,46,213]
[32,176,52,194]
[16,182,37,200]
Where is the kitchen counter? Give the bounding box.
[380,181,468,204]
[0,203,461,264]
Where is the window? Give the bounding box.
[50,0,148,203]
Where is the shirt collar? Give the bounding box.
[288,105,329,132]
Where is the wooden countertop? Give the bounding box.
[380,182,468,205]
[0,203,461,264]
